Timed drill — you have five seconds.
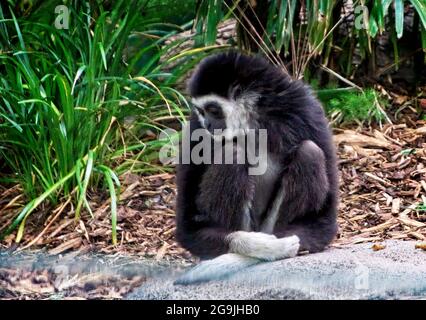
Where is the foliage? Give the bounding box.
[146,0,196,25]
[194,0,426,78]
[316,87,388,125]
[0,0,202,243]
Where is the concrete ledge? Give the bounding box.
[127,240,426,300]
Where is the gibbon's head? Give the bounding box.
[188,51,291,140]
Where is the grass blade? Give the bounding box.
[395,0,404,38]
[98,165,119,245]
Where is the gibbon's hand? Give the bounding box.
[227,231,300,261]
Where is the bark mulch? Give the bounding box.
[0,173,190,262]
[0,267,145,300]
[334,119,426,246]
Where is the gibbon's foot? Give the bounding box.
[227,231,300,261]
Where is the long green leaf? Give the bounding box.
[98,165,119,245]
[395,0,404,38]
[75,151,94,220]
[409,0,426,30]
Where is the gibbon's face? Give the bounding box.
[191,93,257,141]
[192,96,226,134]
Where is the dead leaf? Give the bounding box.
[372,243,386,251]
[334,130,392,148]
[48,237,82,255]
[415,243,426,251]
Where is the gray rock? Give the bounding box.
[127,240,426,300]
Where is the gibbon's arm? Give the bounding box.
[175,160,255,259]
[175,117,235,258]
[176,158,300,261]
[175,160,300,285]
[175,163,231,259]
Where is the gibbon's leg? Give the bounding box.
[270,140,337,253]
[175,151,297,285]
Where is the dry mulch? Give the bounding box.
[335,119,426,246]
[0,173,191,262]
[0,267,145,300]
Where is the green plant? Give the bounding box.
[316,87,388,125]
[146,0,196,25]
[0,0,203,244]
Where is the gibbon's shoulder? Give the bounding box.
[188,51,294,99]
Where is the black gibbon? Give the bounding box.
[174,51,338,284]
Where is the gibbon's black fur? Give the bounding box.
[175,51,338,268]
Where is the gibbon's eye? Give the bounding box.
[205,103,224,119]
[195,106,205,117]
